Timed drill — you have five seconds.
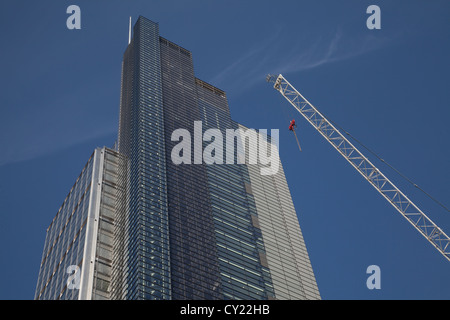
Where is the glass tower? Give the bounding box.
[35,15,320,300]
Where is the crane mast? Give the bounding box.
[267,74,450,262]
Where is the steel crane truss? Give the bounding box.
[269,74,450,262]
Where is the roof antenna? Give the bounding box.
[128,16,132,45]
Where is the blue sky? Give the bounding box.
[0,1,449,300]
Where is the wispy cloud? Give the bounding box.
[210,26,284,86]
[211,26,392,95]
[0,126,116,167]
[0,87,117,167]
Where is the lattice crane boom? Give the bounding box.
[267,74,450,262]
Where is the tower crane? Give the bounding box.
[267,74,450,262]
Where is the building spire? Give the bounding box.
[128,17,132,45]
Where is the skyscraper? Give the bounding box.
[35,16,320,300]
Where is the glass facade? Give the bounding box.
[35,151,94,300]
[35,147,124,300]
[117,17,171,300]
[240,125,321,300]
[91,148,127,300]
[35,15,320,300]
[196,80,275,299]
[160,37,222,300]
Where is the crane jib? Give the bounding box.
[268,74,450,262]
